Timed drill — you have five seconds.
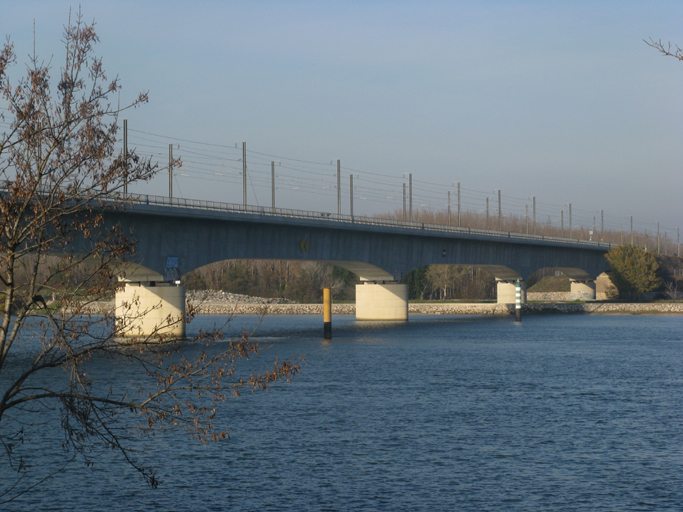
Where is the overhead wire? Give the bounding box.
[1,116,645,231]
[60,123,679,235]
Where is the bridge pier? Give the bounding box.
[355,282,409,321]
[115,281,186,338]
[570,280,596,301]
[496,280,527,304]
[595,273,616,300]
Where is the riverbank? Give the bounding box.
[189,301,683,316]
[80,291,683,316]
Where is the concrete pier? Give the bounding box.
[595,273,617,300]
[496,280,527,304]
[115,281,186,338]
[355,282,409,321]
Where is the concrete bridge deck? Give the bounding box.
[109,194,612,281]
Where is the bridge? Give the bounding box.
[92,194,613,336]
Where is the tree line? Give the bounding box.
[184,260,502,302]
[182,247,683,303]
[378,207,681,255]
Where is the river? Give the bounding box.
[2,314,682,511]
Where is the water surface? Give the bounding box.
[2,314,682,511]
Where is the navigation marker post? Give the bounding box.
[515,279,522,323]
[323,288,332,339]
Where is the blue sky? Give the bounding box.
[2,1,682,234]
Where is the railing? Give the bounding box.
[123,193,612,250]
[0,184,611,249]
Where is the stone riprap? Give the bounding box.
[187,290,295,304]
[528,292,571,301]
[80,294,683,316]
[522,302,683,315]
[528,292,613,301]
[189,301,683,316]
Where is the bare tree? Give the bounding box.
[663,280,679,300]
[0,12,299,498]
[645,38,683,61]
[425,265,458,299]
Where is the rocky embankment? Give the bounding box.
[189,297,683,316]
[187,290,295,305]
[80,291,683,316]
[186,290,312,315]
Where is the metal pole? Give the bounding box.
[678,227,680,257]
[498,189,502,231]
[657,222,660,253]
[593,216,596,241]
[337,159,341,215]
[403,183,406,221]
[526,204,529,234]
[457,181,461,227]
[123,119,128,195]
[242,142,247,207]
[409,173,413,222]
[533,196,536,235]
[271,161,275,209]
[568,202,572,238]
[561,210,564,237]
[486,197,489,229]
[169,144,173,199]
[630,216,633,244]
[600,209,604,241]
[350,174,354,217]
[447,190,451,226]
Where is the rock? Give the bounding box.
[185,290,296,305]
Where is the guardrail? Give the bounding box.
[0,184,612,249]
[125,193,612,250]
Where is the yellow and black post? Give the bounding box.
[323,288,332,339]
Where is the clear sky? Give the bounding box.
[2,1,682,235]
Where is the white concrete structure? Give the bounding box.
[570,280,596,300]
[355,282,409,321]
[115,280,186,338]
[496,280,527,304]
[595,272,617,300]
